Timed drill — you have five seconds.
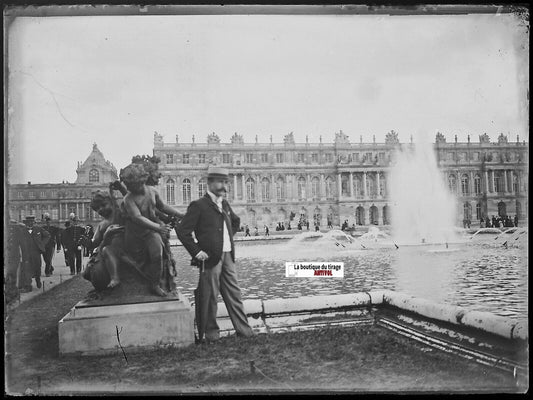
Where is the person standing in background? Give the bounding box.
[62,215,85,275]
[41,213,62,277]
[20,216,50,290]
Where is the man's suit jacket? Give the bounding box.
[177,193,240,269]
[42,224,61,250]
[22,226,50,256]
[61,224,85,251]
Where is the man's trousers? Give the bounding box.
[196,251,253,341]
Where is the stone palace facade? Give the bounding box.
[154,131,528,229]
[7,143,118,225]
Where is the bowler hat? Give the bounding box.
[23,216,36,223]
[207,166,229,179]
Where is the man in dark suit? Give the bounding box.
[177,166,254,342]
[6,220,28,299]
[20,216,50,291]
[41,213,62,276]
[62,215,85,275]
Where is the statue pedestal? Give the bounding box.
[58,294,194,356]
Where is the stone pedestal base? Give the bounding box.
[58,295,194,355]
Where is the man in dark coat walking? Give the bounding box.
[41,213,62,276]
[177,166,254,342]
[62,215,85,275]
[20,216,50,291]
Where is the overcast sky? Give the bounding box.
[7,12,529,183]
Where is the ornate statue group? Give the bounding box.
[82,155,183,298]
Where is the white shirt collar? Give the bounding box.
[207,190,222,203]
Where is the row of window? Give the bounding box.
[164,152,389,165]
[11,204,102,221]
[164,175,387,205]
[443,151,524,163]
[447,173,521,195]
[15,189,94,200]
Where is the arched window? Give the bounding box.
[276,177,285,201]
[89,169,99,183]
[311,177,320,199]
[448,174,457,194]
[498,201,506,217]
[513,173,519,193]
[369,205,379,225]
[198,178,207,199]
[261,178,270,202]
[463,202,472,221]
[474,174,482,195]
[297,176,306,200]
[248,209,256,227]
[325,176,334,199]
[367,175,376,199]
[341,174,349,197]
[166,178,175,205]
[379,173,386,197]
[246,178,256,202]
[494,172,503,193]
[313,207,321,226]
[461,174,469,195]
[476,203,482,220]
[382,205,389,225]
[353,176,362,198]
[355,206,365,225]
[182,178,191,204]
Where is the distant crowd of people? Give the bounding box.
[479,215,519,229]
[6,212,95,303]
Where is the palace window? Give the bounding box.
[353,153,359,163]
[198,154,206,164]
[182,154,190,164]
[354,176,363,198]
[276,177,285,201]
[297,177,306,200]
[474,174,482,195]
[472,152,479,161]
[311,153,318,163]
[28,191,35,199]
[325,176,334,199]
[448,174,457,194]
[246,178,256,202]
[341,175,349,197]
[245,153,254,164]
[325,153,333,163]
[297,153,305,163]
[166,178,175,205]
[261,178,270,202]
[463,202,472,221]
[379,152,385,162]
[182,179,191,204]
[166,154,174,164]
[379,174,386,196]
[447,152,454,162]
[513,174,519,193]
[476,203,482,220]
[198,179,207,198]
[494,173,503,193]
[89,169,99,183]
[311,176,320,199]
[17,191,23,199]
[276,153,284,163]
[222,153,231,164]
[51,209,59,220]
[40,191,45,198]
[461,174,470,195]
[261,153,268,163]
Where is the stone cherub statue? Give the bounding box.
[82,157,183,302]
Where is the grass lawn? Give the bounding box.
[5,275,519,394]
